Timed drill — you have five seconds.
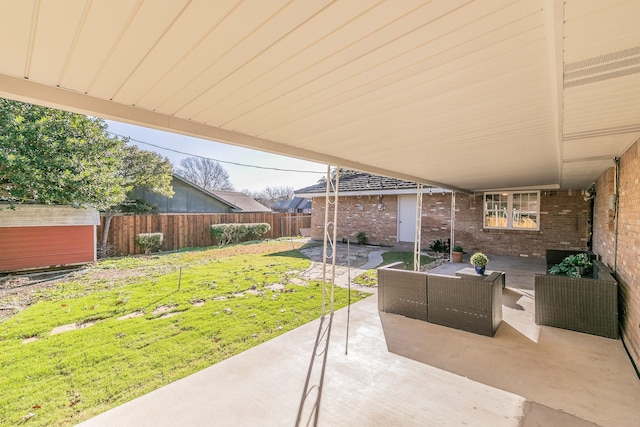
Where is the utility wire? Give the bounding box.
[106,131,325,175]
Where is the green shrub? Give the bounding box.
[210,223,271,245]
[429,239,450,253]
[248,223,271,240]
[135,232,163,254]
[356,231,367,245]
[548,253,592,278]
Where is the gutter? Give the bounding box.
[295,187,452,198]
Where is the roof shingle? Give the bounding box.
[295,173,423,195]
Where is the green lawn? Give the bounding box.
[0,241,368,426]
[353,251,436,287]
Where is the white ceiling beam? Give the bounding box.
[543,0,565,187]
[0,72,473,194]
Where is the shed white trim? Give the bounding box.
[0,204,100,227]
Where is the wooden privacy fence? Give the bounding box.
[98,213,311,256]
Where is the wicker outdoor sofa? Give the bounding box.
[534,258,619,339]
[377,262,504,337]
[377,262,428,321]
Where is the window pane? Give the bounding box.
[512,192,538,229]
[484,193,508,228]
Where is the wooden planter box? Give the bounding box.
[534,260,618,339]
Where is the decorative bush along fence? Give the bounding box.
[210,223,271,245]
[98,213,311,256]
[135,233,164,254]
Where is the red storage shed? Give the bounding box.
[0,204,99,272]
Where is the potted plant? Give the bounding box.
[470,252,488,275]
[548,253,592,278]
[452,245,464,263]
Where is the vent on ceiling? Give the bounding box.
[564,46,640,88]
[564,124,640,141]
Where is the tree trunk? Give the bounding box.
[100,211,115,258]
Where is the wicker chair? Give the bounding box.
[377,262,428,321]
[534,260,618,339]
[427,272,504,337]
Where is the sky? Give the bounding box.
[105,120,327,193]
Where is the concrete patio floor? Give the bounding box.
[79,255,640,427]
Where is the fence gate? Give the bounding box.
[280,214,312,238]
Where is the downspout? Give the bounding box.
[613,157,620,273]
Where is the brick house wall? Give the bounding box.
[422,193,453,243]
[594,138,640,370]
[593,168,616,265]
[455,191,591,257]
[311,190,590,257]
[310,195,401,243]
[309,193,452,246]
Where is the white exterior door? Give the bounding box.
[398,195,417,242]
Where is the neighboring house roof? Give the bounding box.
[132,175,270,213]
[209,190,272,213]
[271,200,291,211]
[289,197,311,211]
[295,173,447,197]
[171,174,241,211]
[271,197,311,212]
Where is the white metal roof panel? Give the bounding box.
[0,0,638,192]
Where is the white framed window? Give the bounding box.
[484,191,540,230]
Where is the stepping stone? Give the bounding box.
[153,305,176,315]
[156,312,180,319]
[22,337,38,344]
[118,311,144,320]
[50,320,96,335]
[51,323,78,335]
[78,321,96,329]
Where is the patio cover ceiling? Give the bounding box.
[1,0,639,192]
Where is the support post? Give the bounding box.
[296,165,340,426]
[414,183,423,271]
[450,191,456,260]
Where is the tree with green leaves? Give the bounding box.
[0,98,174,257]
[100,145,174,257]
[0,99,125,208]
